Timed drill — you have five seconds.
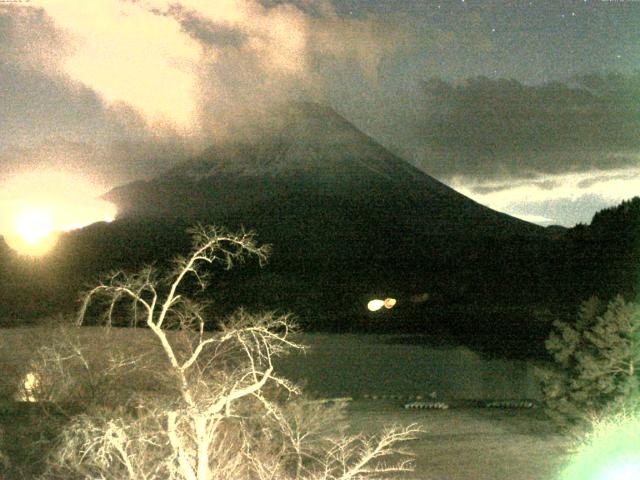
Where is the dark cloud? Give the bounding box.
[577,171,639,190]
[2,0,637,216]
[155,4,247,48]
[0,6,148,145]
[470,178,560,195]
[406,74,640,180]
[0,5,69,69]
[0,1,412,185]
[0,61,138,144]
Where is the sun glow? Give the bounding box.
[0,172,117,256]
[15,207,55,245]
[8,206,59,256]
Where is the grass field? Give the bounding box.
[345,400,569,480]
[0,326,570,479]
[276,333,569,479]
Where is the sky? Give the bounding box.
[0,0,639,227]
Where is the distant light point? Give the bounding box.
[384,298,397,309]
[367,298,397,312]
[367,299,385,312]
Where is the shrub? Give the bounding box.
[537,295,640,433]
[42,225,420,479]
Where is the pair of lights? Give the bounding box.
[367,298,397,312]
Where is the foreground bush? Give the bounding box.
[537,295,640,433]
[39,225,420,479]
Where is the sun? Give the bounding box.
[4,206,59,256]
[15,207,55,245]
[0,171,117,256]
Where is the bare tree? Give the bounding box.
[44,225,420,479]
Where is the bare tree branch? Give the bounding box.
[47,225,419,480]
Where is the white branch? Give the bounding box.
[180,338,217,372]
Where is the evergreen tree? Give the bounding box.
[537,295,640,432]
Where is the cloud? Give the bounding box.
[31,0,202,132]
[0,5,68,72]
[6,2,635,229]
[158,5,248,49]
[0,138,197,190]
[0,4,199,187]
[172,0,410,140]
[22,0,409,141]
[411,75,640,227]
[452,167,640,226]
[2,0,410,186]
[409,74,640,180]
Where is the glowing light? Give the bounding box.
[7,206,60,256]
[384,298,397,309]
[16,372,39,402]
[14,207,54,245]
[560,412,640,480]
[599,461,640,480]
[368,298,398,311]
[0,172,117,256]
[367,299,385,312]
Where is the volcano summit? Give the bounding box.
[107,102,539,235]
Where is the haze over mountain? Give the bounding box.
[106,102,541,239]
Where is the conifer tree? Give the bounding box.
[538,295,640,432]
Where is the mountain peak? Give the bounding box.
[108,100,541,236]
[170,101,417,181]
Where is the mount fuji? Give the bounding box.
[41,102,556,343]
[106,102,540,237]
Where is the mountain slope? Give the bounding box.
[106,102,540,239]
[88,102,561,339]
[0,102,563,352]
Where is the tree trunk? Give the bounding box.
[195,416,210,480]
